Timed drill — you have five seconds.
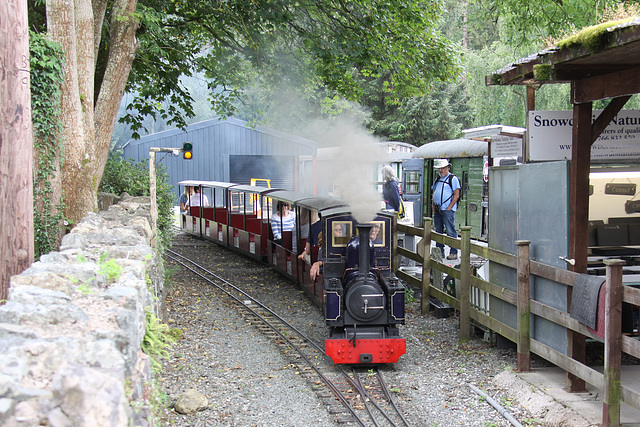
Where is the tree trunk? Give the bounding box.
[0,0,34,299]
[94,0,140,184]
[46,0,94,226]
[462,0,469,50]
[46,0,139,227]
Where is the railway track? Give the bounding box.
[166,246,411,426]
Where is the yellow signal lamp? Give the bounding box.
[183,142,193,160]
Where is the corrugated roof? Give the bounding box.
[412,139,488,159]
[123,117,318,150]
[462,125,526,138]
[385,151,415,163]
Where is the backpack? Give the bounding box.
[434,173,459,209]
[398,198,406,219]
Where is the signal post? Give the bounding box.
[149,143,192,247]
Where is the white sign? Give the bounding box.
[528,110,640,162]
[491,135,522,158]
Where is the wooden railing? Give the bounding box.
[395,219,640,427]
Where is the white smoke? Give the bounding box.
[315,120,384,223]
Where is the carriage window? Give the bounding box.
[332,221,351,247]
[404,172,420,194]
[229,191,244,213]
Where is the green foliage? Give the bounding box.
[366,81,474,144]
[119,0,461,137]
[99,152,175,249]
[464,42,572,128]
[404,285,416,304]
[475,0,623,47]
[30,31,66,259]
[98,253,123,284]
[142,309,177,372]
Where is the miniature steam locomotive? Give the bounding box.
[179,180,406,364]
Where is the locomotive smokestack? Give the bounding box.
[357,224,372,275]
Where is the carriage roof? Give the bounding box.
[178,180,237,189]
[228,184,281,195]
[296,196,347,212]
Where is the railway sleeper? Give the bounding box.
[335,415,357,424]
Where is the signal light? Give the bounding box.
[183,142,193,160]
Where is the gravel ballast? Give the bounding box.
[159,234,591,426]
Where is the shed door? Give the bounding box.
[402,159,424,227]
[230,155,295,189]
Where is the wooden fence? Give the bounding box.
[395,219,640,427]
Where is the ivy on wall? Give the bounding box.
[30,32,66,259]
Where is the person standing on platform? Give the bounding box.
[382,165,402,213]
[431,159,460,260]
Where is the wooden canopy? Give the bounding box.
[487,18,640,270]
[487,18,640,393]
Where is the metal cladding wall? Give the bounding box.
[489,161,570,354]
[121,117,318,197]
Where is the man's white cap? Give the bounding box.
[434,159,450,169]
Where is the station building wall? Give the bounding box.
[122,117,318,199]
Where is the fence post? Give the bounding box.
[603,259,624,427]
[516,240,531,372]
[460,226,472,341]
[420,218,433,315]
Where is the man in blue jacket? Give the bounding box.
[431,159,460,260]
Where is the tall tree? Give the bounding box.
[366,81,473,145]
[476,0,626,46]
[1,0,33,298]
[30,0,461,228]
[44,0,139,226]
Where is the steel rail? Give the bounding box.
[350,368,384,427]
[376,367,412,427]
[165,249,367,427]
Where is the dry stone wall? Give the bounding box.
[0,194,165,426]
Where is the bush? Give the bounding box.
[100,152,175,249]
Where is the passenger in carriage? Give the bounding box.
[180,186,194,215]
[310,221,349,280]
[309,232,324,281]
[271,201,296,247]
[298,211,322,262]
[188,186,209,207]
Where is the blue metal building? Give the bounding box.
[122,117,319,195]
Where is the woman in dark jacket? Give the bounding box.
[382,165,401,212]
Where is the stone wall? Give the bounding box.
[0,194,165,426]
